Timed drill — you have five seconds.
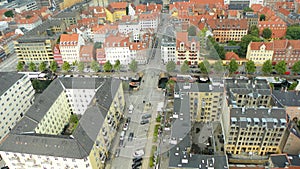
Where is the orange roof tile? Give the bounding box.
[207,19,248,30]
[278,8,290,16]
[15,15,41,24]
[228,10,238,17]
[225,52,240,60]
[135,4,147,13]
[60,34,79,46]
[109,2,127,9]
[190,0,223,5]
[250,42,273,50]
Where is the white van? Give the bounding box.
[120,131,125,140]
[129,104,134,114]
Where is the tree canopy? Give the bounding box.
[260,14,266,21]
[213,60,224,73]
[249,25,259,37]
[245,60,256,74]
[103,61,112,72]
[77,62,84,72]
[199,60,210,74]
[262,28,272,39]
[208,36,225,60]
[50,61,58,73]
[243,7,253,12]
[4,10,14,18]
[39,62,47,72]
[91,60,100,72]
[286,25,300,40]
[29,62,36,72]
[16,62,24,71]
[129,59,138,72]
[180,60,189,73]
[228,59,239,74]
[262,60,272,75]
[114,60,121,72]
[166,60,176,72]
[292,61,300,74]
[62,62,70,72]
[275,60,287,75]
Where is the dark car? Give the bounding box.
[128,132,134,141]
[133,156,143,163]
[132,161,142,168]
[142,114,151,119]
[115,148,121,157]
[126,117,131,123]
[140,119,149,125]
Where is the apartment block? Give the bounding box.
[246,42,274,66]
[139,12,159,32]
[0,77,125,169]
[15,19,67,64]
[53,11,80,27]
[174,81,224,123]
[175,32,201,65]
[59,33,85,64]
[79,44,95,63]
[161,35,176,64]
[15,15,42,31]
[225,107,287,156]
[0,72,35,141]
[105,2,127,23]
[258,21,287,39]
[206,19,248,43]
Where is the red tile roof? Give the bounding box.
[258,21,287,38]
[60,33,79,46]
[228,10,238,17]
[278,8,290,17]
[225,52,240,60]
[207,19,248,30]
[251,4,263,12]
[249,42,273,50]
[15,15,41,24]
[109,2,127,9]
[190,0,223,5]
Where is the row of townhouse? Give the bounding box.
[0,75,125,169]
[246,40,300,67]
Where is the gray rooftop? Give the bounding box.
[272,90,300,106]
[0,77,121,159]
[0,72,25,97]
[270,155,289,168]
[230,107,287,128]
[175,82,223,93]
[53,11,79,19]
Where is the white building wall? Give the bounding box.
[0,151,92,169]
[66,89,95,115]
[18,19,42,31]
[139,18,158,31]
[0,75,34,141]
[118,23,141,34]
[105,47,132,65]
[161,45,176,64]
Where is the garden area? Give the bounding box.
[61,114,80,135]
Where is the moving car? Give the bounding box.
[142,114,151,119]
[133,149,144,157]
[115,148,120,157]
[123,123,129,131]
[129,104,134,114]
[140,119,149,125]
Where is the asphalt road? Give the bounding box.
[0,53,17,72]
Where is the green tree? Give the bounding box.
[39,62,47,72]
[243,7,253,12]
[275,60,287,75]
[62,61,71,72]
[16,61,24,71]
[262,28,272,39]
[166,60,176,72]
[208,36,225,59]
[188,26,197,36]
[250,25,259,37]
[286,25,300,40]
[103,61,112,72]
[239,35,261,58]
[199,60,210,74]
[289,81,298,90]
[94,42,102,49]
[129,59,138,72]
[114,60,121,72]
[28,62,36,72]
[166,79,175,93]
[228,59,239,74]
[262,60,273,75]
[245,60,256,74]
[91,60,100,72]
[50,61,58,73]
[292,61,300,74]
[77,62,84,72]
[180,60,189,73]
[4,10,14,18]
[213,60,224,73]
[260,14,266,21]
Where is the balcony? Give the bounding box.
[178,50,186,53]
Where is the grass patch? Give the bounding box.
[153,124,160,142]
[62,114,79,135]
[149,145,157,167]
[156,115,161,123]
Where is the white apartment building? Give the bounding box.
[0,72,35,141]
[118,21,141,34]
[0,77,125,169]
[105,42,132,65]
[139,12,159,32]
[16,16,42,31]
[161,35,176,64]
[59,33,85,64]
[15,0,38,13]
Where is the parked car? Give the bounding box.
[133,149,144,157]
[126,117,131,123]
[115,148,120,157]
[123,123,129,131]
[140,119,149,125]
[129,104,134,114]
[120,131,125,140]
[142,114,151,119]
[132,161,142,168]
[128,132,134,141]
[133,156,143,163]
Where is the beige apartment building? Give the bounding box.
[246,42,274,66]
[15,19,66,65]
[0,72,35,141]
[0,77,125,169]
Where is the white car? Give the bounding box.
[133,149,144,157]
[128,104,134,114]
[123,123,129,131]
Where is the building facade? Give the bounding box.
[207,19,248,43]
[161,35,176,64]
[59,33,85,64]
[0,72,35,141]
[246,42,274,66]
[175,32,200,65]
[0,77,125,169]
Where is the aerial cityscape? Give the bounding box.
[0,0,300,168]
